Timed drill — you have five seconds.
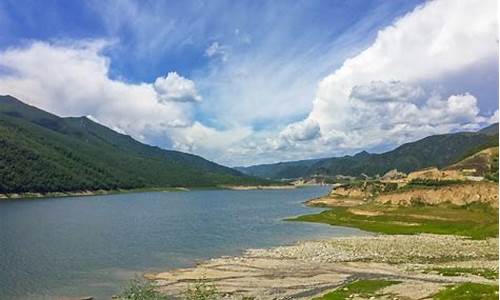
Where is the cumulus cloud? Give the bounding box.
[154,72,202,102]
[168,122,253,158]
[0,41,197,141]
[281,0,498,155]
[350,80,424,102]
[280,119,321,142]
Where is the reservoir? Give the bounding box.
[0,186,366,299]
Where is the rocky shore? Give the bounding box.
[150,234,498,299]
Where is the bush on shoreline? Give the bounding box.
[119,278,219,300]
[119,278,169,300]
[184,279,218,300]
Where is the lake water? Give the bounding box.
[0,186,366,299]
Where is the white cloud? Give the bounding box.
[168,122,253,157]
[0,41,196,141]
[350,80,424,102]
[280,0,498,157]
[279,119,320,142]
[154,72,202,102]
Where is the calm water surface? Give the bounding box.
[0,186,366,299]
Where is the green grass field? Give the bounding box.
[289,202,498,239]
[433,283,498,300]
[312,280,400,300]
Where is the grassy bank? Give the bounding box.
[312,280,498,300]
[433,283,499,300]
[289,202,498,239]
[313,280,400,300]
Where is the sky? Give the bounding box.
[0,0,498,166]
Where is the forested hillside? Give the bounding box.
[0,95,266,194]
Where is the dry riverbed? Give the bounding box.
[150,234,498,300]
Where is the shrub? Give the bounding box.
[383,182,398,192]
[184,279,219,300]
[408,179,462,187]
[119,278,169,300]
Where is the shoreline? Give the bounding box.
[149,187,499,299]
[150,233,498,299]
[0,187,190,201]
[0,184,299,201]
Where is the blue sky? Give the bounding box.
[0,1,421,80]
[0,0,497,166]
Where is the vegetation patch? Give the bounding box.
[184,279,219,300]
[119,278,220,300]
[433,283,498,300]
[485,154,499,182]
[313,279,400,300]
[406,178,464,187]
[119,278,169,300]
[289,202,498,239]
[425,267,498,280]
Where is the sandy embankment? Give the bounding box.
[150,234,498,300]
[376,181,499,208]
[306,181,499,208]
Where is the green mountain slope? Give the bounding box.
[235,158,322,179]
[239,124,499,179]
[0,95,266,193]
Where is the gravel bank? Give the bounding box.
[248,234,498,263]
[151,234,498,300]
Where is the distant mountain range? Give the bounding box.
[237,123,499,180]
[0,95,267,194]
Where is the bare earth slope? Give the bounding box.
[376,181,498,208]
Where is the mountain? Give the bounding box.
[238,124,499,179]
[0,95,267,194]
[478,123,499,135]
[235,158,322,179]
